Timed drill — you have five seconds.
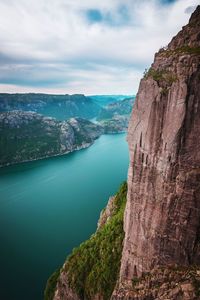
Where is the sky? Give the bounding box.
[0,0,198,95]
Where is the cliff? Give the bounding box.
[45,6,200,300]
[113,5,200,299]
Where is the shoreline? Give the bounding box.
[0,142,93,169]
[0,131,127,169]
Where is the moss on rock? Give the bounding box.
[65,182,127,300]
[44,269,61,300]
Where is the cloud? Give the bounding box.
[0,0,198,94]
[184,5,197,14]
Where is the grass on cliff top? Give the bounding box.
[46,182,126,300]
[143,46,200,87]
[143,68,177,86]
[159,45,200,57]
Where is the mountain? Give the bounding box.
[45,6,200,300]
[97,97,135,133]
[0,95,134,167]
[0,93,134,133]
[99,115,130,134]
[0,93,101,121]
[89,95,133,107]
[0,111,103,167]
[97,98,134,120]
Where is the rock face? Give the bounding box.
[0,111,103,166]
[97,196,116,229]
[53,268,80,300]
[112,266,200,299]
[116,5,200,293]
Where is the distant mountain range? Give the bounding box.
[97,97,134,133]
[0,93,101,121]
[88,95,133,107]
[0,93,135,166]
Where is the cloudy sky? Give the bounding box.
[0,0,198,95]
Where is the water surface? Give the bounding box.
[0,134,129,300]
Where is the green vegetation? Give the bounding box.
[59,182,127,300]
[143,46,200,89]
[44,269,60,300]
[97,98,134,121]
[0,112,103,166]
[144,68,164,81]
[144,67,177,86]
[0,120,61,165]
[132,276,140,287]
[160,45,200,57]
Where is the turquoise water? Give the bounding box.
[0,133,129,300]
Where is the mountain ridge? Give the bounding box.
[0,93,101,121]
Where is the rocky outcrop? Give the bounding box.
[53,268,80,300]
[97,196,116,229]
[112,266,200,299]
[0,111,103,166]
[114,5,200,296]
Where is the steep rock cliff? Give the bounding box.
[45,6,200,300]
[115,5,200,295]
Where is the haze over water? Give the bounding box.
[0,133,129,300]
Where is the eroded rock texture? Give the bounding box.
[117,5,200,292]
[53,267,80,300]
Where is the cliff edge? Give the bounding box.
[112,5,200,299]
[45,6,200,300]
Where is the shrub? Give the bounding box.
[144,67,177,86]
[44,269,60,300]
[64,182,127,300]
